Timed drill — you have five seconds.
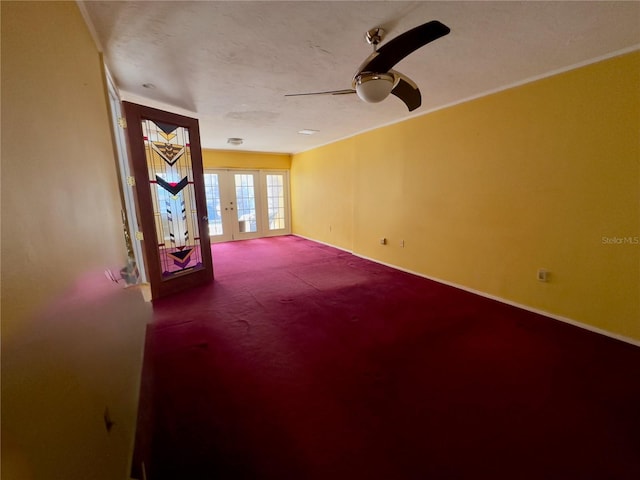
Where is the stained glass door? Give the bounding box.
[123,102,213,299]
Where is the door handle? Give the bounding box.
[202,216,208,221]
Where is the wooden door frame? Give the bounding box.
[122,102,213,299]
[105,77,147,283]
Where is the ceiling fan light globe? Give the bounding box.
[354,73,395,103]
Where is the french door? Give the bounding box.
[122,102,213,299]
[204,170,290,243]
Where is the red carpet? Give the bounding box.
[133,235,640,479]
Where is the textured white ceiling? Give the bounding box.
[80,1,640,154]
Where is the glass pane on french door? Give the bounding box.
[234,173,257,233]
[266,174,286,230]
[203,173,223,236]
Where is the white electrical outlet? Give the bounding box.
[400,240,405,248]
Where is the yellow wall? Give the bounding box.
[202,149,291,170]
[1,2,149,478]
[291,51,640,341]
[291,140,355,251]
[2,0,127,335]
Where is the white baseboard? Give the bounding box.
[292,234,640,348]
[292,233,354,254]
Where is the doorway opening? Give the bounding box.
[204,169,291,243]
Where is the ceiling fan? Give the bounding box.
[285,20,450,112]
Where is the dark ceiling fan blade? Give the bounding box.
[285,89,355,97]
[390,70,421,111]
[359,20,450,74]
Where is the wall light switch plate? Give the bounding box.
[537,269,549,282]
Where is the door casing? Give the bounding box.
[205,169,291,243]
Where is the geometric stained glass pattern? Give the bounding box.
[142,119,204,279]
